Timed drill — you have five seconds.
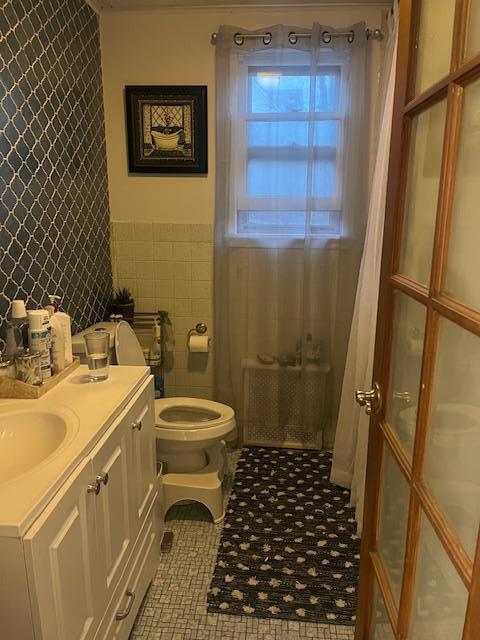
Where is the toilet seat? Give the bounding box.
[155,397,235,442]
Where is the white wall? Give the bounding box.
[100,5,386,225]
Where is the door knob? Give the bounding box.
[96,471,109,486]
[355,382,382,415]
[87,480,101,495]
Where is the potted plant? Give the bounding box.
[111,288,135,323]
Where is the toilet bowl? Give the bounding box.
[155,397,236,473]
[72,321,236,522]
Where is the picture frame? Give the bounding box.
[125,85,208,174]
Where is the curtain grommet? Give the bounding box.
[288,31,298,45]
[263,32,272,45]
[321,31,332,44]
[234,32,244,46]
[347,30,355,43]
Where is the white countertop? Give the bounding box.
[0,364,150,538]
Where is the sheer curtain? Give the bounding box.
[330,5,399,534]
[214,23,370,449]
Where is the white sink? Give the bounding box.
[0,405,79,484]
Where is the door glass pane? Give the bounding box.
[410,515,468,639]
[443,78,480,311]
[424,319,480,558]
[369,582,395,640]
[466,1,480,58]
[415,0,455,94]
[385,293,427,458]
[398,100,447,285]
[378,448,410,605]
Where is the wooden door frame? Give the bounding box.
[355,1,480,638]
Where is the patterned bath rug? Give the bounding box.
[207,447,360,624]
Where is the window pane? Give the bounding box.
[415,0,455,94]
[424,319,480,558]
[369,582,395,640]
[385,293,426,459]
[313,160,336,198]
[378,448,410,605]
[247,159,335,198]
[398,99,447,285]
[466,0,480,58]
[410,515,468,640]
[443,78,480,311]
[315,73,340,112]
[249,67,340,113]
[247,121,339,148]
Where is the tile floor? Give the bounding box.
[130,450,356,640]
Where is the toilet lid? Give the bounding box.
[115,321,145,366]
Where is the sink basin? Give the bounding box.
[0,405,79,484]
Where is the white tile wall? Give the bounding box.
[111,221,214,400]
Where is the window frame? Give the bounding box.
[229,50,348,240]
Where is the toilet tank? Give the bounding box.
[72,322,117,365]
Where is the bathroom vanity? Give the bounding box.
[0,365,162,640]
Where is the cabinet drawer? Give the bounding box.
[96,497,159,640]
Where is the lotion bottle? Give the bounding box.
[57,310,73,364]
[46,294,73,365]
[49,314,65,374]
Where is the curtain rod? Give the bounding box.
[211,27,384,45]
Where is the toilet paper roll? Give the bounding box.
[188,334,210,353]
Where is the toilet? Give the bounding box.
[72,321,236,522]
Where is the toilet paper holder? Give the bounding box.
[187,322,208,346]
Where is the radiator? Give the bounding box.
[241,359,330,449]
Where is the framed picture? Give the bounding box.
[125,85,208,174]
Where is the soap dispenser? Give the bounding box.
[45,294,61,315]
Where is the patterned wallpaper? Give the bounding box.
[0,0,112,346]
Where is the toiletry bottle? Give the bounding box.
[58,310,73,364]
[4,300,29,359]
[45,295,65,373]
[149,320,162,364]
[49,314,65,374]
[149,319,163,398]
[158,310,175,351]
[45,294,73,365]
[27,310,52,380]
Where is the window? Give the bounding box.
[232,51,346,238]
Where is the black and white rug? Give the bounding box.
[207,447,360,624]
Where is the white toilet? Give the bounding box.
[72,321,236,522]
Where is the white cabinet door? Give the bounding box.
[91,415,132,605]
[23,458,102,640]
[129,382,156,527]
